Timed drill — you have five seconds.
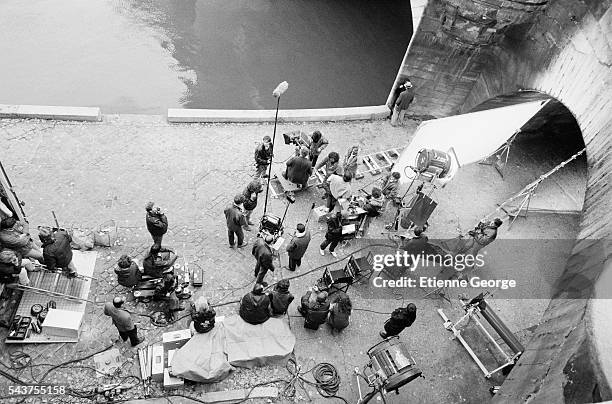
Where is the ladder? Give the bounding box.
[11,270,89,302]
[357,148,405,177]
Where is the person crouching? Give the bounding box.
[298,289,330,330]
[115,255,143,287]
[190,296,216,334]
[239,283,271,325]
[268,279,294,316]
[38,226,78,277]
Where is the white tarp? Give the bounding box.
[395,100,549,184]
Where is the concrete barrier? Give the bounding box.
[0,104,102,122]
[167,105,389,123]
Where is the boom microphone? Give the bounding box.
[273,81,289,98]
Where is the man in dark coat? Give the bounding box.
[142,244,177,278]
[190,297,216,334]
[145,202,168,247]
[252,235,275,285]
[391,80,415,126]
[254,136,273,178]
[284,147,313,188]
[239,283,271,325]
[224,194,248,248]
[104,296,144,346]
[38,227,77,277]
[380,303,417,338]
[298,290,330,330]
[268,279,294,316]
[242,180,263,230]
[319,212,343,258]
[115,255,142,287]
[286,223,311,271]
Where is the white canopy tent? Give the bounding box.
[395,99,550,185]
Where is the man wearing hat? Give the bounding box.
[254,135,273,179]
[38,226,77,277]
[391,80,414,126]
[286,223,311,271]
[145,202,168,247]
[224,194,248,248]
[104,296,144,347]
[284,147,313,188]
[252,235,275,285]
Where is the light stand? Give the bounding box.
[262,81,289,219]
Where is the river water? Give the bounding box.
[0,0,412,113]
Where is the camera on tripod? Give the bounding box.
[258,192,296,241]
[282,131,311,150]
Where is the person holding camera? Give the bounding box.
[145,202,168,247]
[308,130,328,167]
[254,136,273,179]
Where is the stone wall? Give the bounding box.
[394,0,612,402]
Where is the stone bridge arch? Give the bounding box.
[391,0,612,402]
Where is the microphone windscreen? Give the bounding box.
[273,81,289,98]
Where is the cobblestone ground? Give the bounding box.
[0,116,580,403]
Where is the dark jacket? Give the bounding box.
[385,307,416,335]
[146,212,168,237]
[286,231,311,260]
[395,87,414,110]
[224,204,246,232]
[269,290,294,315]
[104,302,134,332]
[242,182,262,211]
[328,303,350,331]
[325,216,343,241]
[254,143,273,166]
[252,238,274,271]
[0,221,34,256]
[309,136,329,158]
[42,230,73,271]
[286,156,313,186]
[142,247,177,278]
[239,292,271,325]
[305,300,330,329]
[114,261,142,287]
[191,304,216,333]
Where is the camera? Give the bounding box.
[283,131,311,149]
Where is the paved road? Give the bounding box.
[0,116,579,403]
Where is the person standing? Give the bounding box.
[328,172,353,213]
[242,180,263,231]
[285,223,311,271]
[308,131,329,167]
[314,151,343,199]
[104,296,144,347]
[145,202,168,247]
[320,212,343,258]
[342,145,360,179]
[224,195,248,248]
[38,227,78,277]
[284,147,313,188]
[254,136,273,179]
[380,303,417,338]
[252,235,275,285]
[391,80,415,126]
[466,218,503,256]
